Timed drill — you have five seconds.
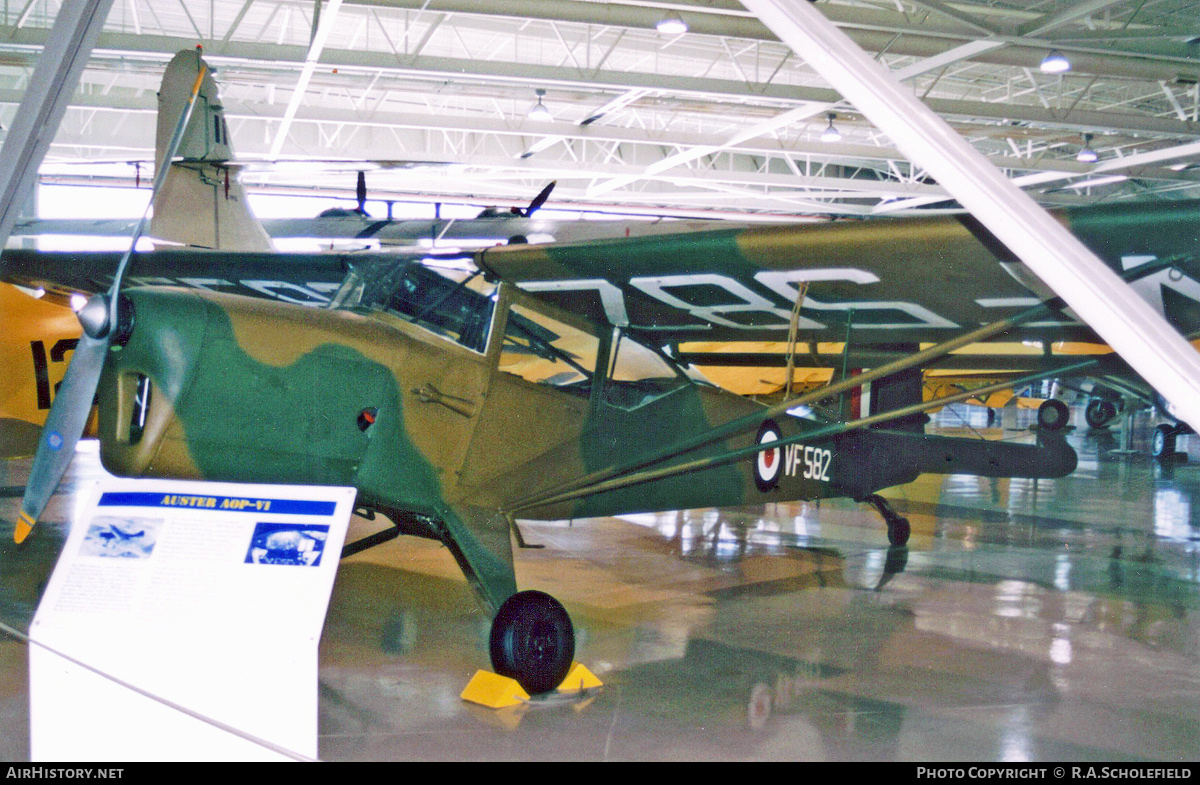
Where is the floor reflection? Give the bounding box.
[1,404,1199,760]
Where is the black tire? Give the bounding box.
[489,590,575,694]
[1037,399,1070,431]
[1085,399,1117,429]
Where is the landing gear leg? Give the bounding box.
[858,493,910,546]
[432,505,576,696]
[489,590,575,694]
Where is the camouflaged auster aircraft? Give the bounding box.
[8,243,1071,694]
[10,51,1200,696]
[15,197,1200,693]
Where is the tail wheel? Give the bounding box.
[887,515,911,546]
[489,590,575,694]
[1037,399,1070,432]
[747,682,773,731]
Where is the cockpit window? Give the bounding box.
[329,256,496,353]
[499,303,600,397]
[603,332,691,410]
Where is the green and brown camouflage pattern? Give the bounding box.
[478,200,1200,345]
[15,199,1193,611]
[95,272,1077,610]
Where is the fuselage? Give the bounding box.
[97,282,1077,525]
[96,286,766,520]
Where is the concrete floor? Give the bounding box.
[2,403,1199,761]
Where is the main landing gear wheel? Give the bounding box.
[489,590,575,695]
[1152,423,1173,458]
[1085,399,1117,429]
[1037,399,1070,432]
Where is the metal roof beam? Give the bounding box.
[269,0,344,157]
[904,0,1004,36]
[5,29,1189,139]
[7,0,1197,82]
[585,38,1011,197]
[330,0,1200,80]
[1018,0,1135,38]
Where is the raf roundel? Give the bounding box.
[754,420,783,491]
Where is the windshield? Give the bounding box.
[330,256,497,353]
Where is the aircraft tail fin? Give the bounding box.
[868,364,928,433]
[149,49,273,252]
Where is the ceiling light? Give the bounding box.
[527,89,551,121]
[1040,50,1071,74]
[1067,174,1127,190]
[656,12,688,35]
[820,113,842,143]
[1076,133,1098,163]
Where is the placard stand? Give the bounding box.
[28,478,356,761]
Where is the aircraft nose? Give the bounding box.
[97,289,209,477]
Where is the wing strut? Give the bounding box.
[783,281,810,397]
[506,294,1070,516]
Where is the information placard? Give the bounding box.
[29,478,356,761]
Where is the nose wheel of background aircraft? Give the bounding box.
[1152,423,1188,462]
[489,590,575,695]
[1085,398,1118,429]
[858,493,911,546]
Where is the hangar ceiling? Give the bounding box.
[2,0,1199,219]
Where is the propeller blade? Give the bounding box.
[14,57,209,544]
[15,332,108,543]
[522,181,556,217]
[356,170,367,215]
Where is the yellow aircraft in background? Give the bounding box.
[0,284,91,458]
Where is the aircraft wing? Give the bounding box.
[14,214,745,248]
[12,218,143,237]
[259,215,550,244]
[10,215,541,245]
[0,247,356,306]
[477,200,1200,347]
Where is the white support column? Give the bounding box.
[742,0,1200,429]
[0,0,115,248]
